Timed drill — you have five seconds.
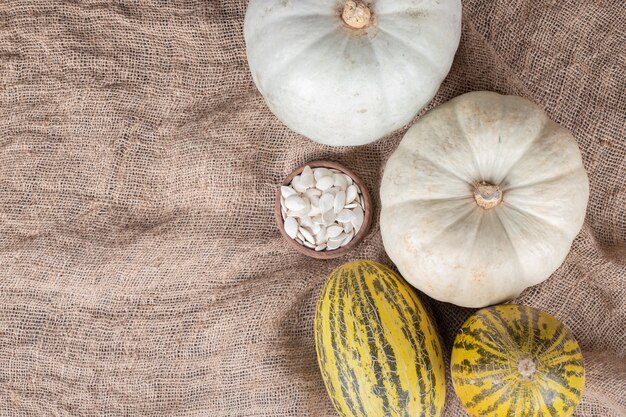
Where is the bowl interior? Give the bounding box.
[275,160,372,260]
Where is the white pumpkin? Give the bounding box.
[244,0,462,146]
[380,91,589,308]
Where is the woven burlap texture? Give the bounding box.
[0,0,624,415]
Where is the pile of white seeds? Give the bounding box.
[280,165,366,251]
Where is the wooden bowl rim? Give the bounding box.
[275,160,373,260]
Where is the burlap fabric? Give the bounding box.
[0,0,624,415]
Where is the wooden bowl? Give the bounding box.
[275,160,373,259]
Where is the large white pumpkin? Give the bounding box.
[244,0,462,146]
[380,91,589,308]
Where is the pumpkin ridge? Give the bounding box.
[250,13,333,35]
[499,203,570,241]
[501,166,585,192]
[361,37,391,123]
[407,144,475,185]
[260,28,339,92]
[452,99,487,181]
[496,117,553,182]
[375,26,439,72]
[416,202,481,251]
[493,209,525,284]
[393,195,475,206]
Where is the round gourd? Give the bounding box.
[244,0,462,146]
[315,260,445,417]
[380,91,589,307]
[451,304,585,417]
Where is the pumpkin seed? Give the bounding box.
[305,188,322,198]
[314,167,331,181]
[316,176,334,191]
[308,205,321,217]
[346,185,358,204]
[291,176,308,193]
[315,226,327,244]
[319,193,334,213]
[284,217,298,239]
[287,210,306,218]
[352,206,364,231]
[336,209,355,223]
[285,195,306,211]
[334,191,346,213]
[327,186,342,195]
[300,165,315,188]
[329,232,347,243]
[341,233,354,247]
[281,186,298,199]
[327,225,343,239]
[299,216,313,229]
[333,173,348,190]
[327,239,342,250]
[280,165,366,252]
[322,210,336,225]
[300,227,316,245]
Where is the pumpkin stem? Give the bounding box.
[342,1,371,29]
[473,182,502,209]
[518,358,537,379]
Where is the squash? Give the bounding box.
[451,304,585,417]
[315,260,445,416]
[380,91,589,307]
[244,0,462,146]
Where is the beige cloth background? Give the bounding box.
[0,0,624,415]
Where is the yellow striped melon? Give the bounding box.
[451,304,585,417]
[315,260,445,417]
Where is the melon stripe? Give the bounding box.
[451,304,585,417]
[360,269,414,414]
[371,267,436,411]
[315,260,445,417]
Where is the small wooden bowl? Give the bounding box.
[275,160,373,259]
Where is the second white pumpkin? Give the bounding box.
[244,0,462,146]
[380,91,589,308]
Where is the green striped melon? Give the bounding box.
[451,304,585,417]
[314,260,445,417]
